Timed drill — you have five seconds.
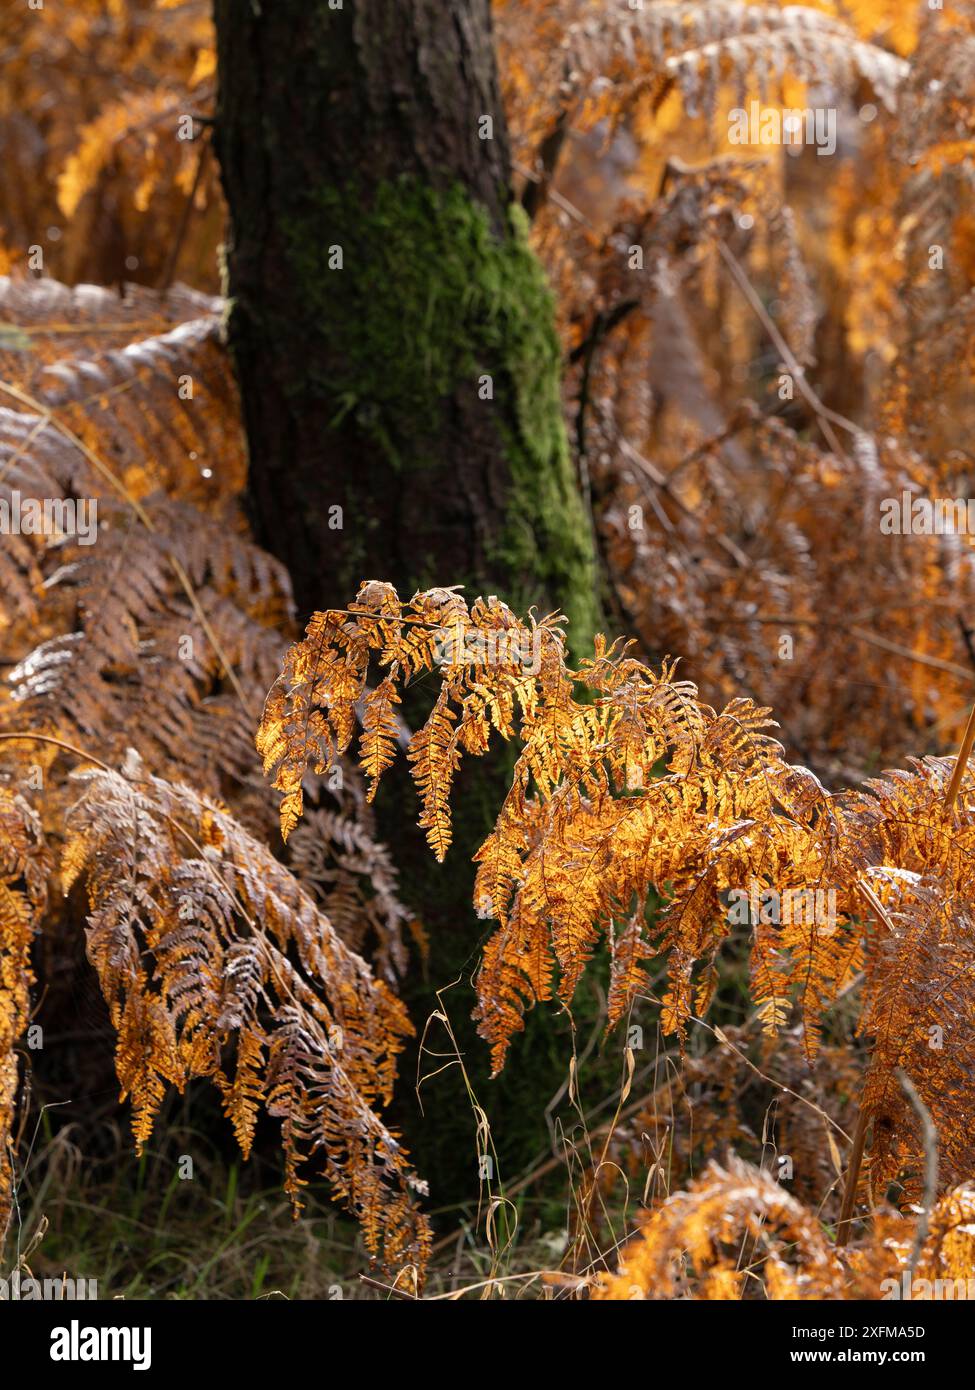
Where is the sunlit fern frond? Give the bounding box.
[594,1156,847,1299]
[263,583,975,1128]
[595,1158,975,1298]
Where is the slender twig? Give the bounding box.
[898,1069,938,1281]
[717,240,859,458]
[358,1274,419,1301]
[836,1104,870,1248]
[619,436,752,568]
[160,139,210,293]
[944,697,975,814]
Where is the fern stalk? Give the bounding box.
[836,1104,870,1248]
[944,699,975,813]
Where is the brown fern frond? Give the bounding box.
[857,871,975,1201]
[0,274,246,512]
[498,0,908,167]
[594,1156,847,1299]
[595,1159,975,1299]
[0,275,425,1270]
[0,3,219,288]
[63,754,430,1272]
[0,789,50,1240]
[286,802,411,985]
[4,499,290,795]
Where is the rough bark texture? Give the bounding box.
[213,0,596,645]
[213,0,605,1204]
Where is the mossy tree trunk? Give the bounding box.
[213,0,602,1203]
[213,0,596,642]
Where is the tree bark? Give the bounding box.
[213,0,603,1205]
[213,0,596,645]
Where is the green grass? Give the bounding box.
[1,911,767,1300]
[3,1121,364,1299]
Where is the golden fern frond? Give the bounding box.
[916,1184,975,1288]
[0,789,50,1240]
[265,584,975,1120]
[857,871,975,1202]
[596,1159,975,1299]
[262,584,846,1071]
[0,274,220,363]
[63,755,430,1273]
[258,582,557,853]
[1,3,218,287]
[594,1157,846,1299]
[56,91,201,224]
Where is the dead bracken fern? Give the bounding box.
[0,274,425,1273]
[60,755,429,1270]
[262,580,975,1224]
[0,789,50,1238]
[4,0,975,1301]
[497,0,908,167]
[0,0,221,288]
[594,1158,975,1299]
[501,0,975,784]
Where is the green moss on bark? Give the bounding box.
[277,175,598,655]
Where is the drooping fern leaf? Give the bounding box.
[262,580,975,1236]
[0,275,424,1272]
[0,789,50,1241]
[62,754,430,1272]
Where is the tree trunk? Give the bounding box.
[213,0,603,1206]
[212,0,596,646]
